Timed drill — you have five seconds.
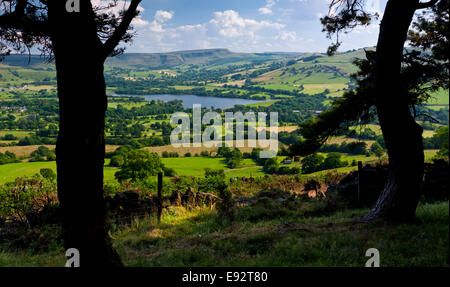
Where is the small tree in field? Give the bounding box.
[301,154,324,174]
[370,142,385,159]
[435,127,449,158]
[115,150,164,183]
[40,168,56,183]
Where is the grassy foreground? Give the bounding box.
[0,201,448,267]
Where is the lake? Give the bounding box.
[117,94,267,109]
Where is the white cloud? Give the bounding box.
[178,24,205,32]
[149,10,174,33]
[277,31,298,41]
[259,7,273,15]
[259,0,277,15]
[210,10,284,38]
[91,0,149,27]
[154,10,174,23]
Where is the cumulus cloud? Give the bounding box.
[259,0,277,15]
[154,10,174,23]
[277,31,298,41]
[210,10,284,38]
[149,10,174,33]
[91,0,149,27]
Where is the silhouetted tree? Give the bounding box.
[298,0,448,221]
[0,0,142,266]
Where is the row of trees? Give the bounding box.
[0,151,19,165]
[301,153,349,174]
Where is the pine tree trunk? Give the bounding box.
[48,0,122,266]
[363,0,424,222]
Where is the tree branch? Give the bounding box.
[101,0,141,60]
[0,15,49,34]
[417,0,438,9]
[415,112,441,124]
[0,0,49,34]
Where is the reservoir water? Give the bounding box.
[117,94,267,109]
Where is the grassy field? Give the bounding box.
[427,88,449,110]
[0,161,118,185]
[161,157,228,177]
[0,66,55,86]
[0,130,34,139]
[425,149,439,161]
[1,200,447,267]
[0,148,440,185]
[0,157,262,184]
[325,136,376,146]
[113,201,448,267]
[0,145,119,158]
[144,140,277,157]
[161,157,261,178]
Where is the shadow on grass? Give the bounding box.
[113,201,449,267]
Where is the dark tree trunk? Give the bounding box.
[48,1,122,266]
[363,0,424,222]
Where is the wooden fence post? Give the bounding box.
[357,161,363,202]
[157,172,163,223]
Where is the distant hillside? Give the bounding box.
[105,49,299,69]
[1,49,301,70]
[251,48,370,97]
[0,55,50,68]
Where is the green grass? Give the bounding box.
[308,165,359,176]
[161,157,227,177]
[425,150,439,161]
[0,66,55,86]
[161,157,260,178]
[427,88,449,106]
[0,194,447,266]
[0,152,383,185]
[0,130,34,138]
[107,102,147,109]
[0,162,56,184]
[111,201,449,267]
[0,161,118,185]
[0,248,66,267]
[0,157,258,185]
[225,166,265,178]
[243,100,278,108]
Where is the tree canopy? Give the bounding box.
[293,0,449,157]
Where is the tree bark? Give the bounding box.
[363,0,425,222]
[48,0,122,266]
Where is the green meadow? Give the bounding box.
[0,161,118,185]
[1,200,447,267]
[0,149,440,185]
[0,157,263,185]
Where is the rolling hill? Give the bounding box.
[106,49,301,69]
[1,49,300,70]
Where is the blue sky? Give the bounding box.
[106,0,388,53]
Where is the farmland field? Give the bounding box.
[0,161,119,185]
[0,145,119,157]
